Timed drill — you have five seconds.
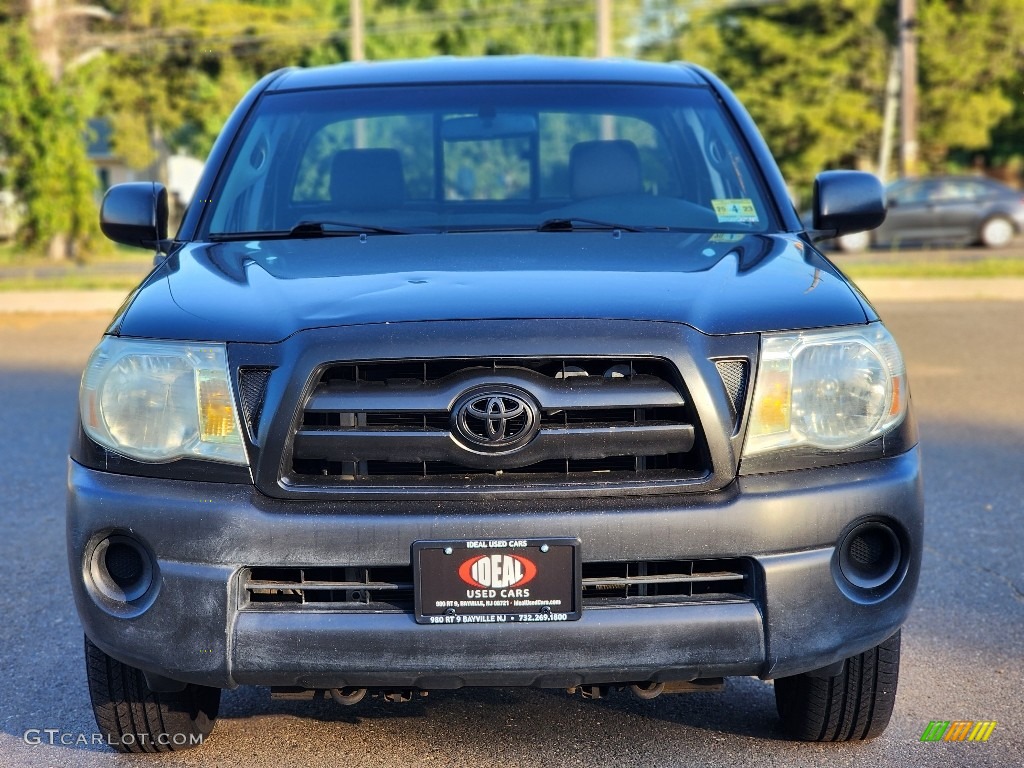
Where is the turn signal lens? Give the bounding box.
[198,372,238,442]
[748,358,791,437]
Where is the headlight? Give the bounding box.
[743,324,907,458]
[80,337,248,465]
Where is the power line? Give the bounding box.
[74,0,635,58]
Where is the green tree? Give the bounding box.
[0,23,100,258]
[79,1,337,167]
[364,0,632,59]
[78,0,640,166]
[916,0,1024,169]
[642,0,890,201]
[987,68,1024,180]
[640,0,1024,191]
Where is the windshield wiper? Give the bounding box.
[208,220,407,241]
[288,220,407,236]
[537,217,644,233]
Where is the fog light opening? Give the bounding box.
[839,522,901,590]
[89,534,155,603]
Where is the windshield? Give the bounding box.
[202,83,774,238]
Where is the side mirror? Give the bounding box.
[100,182,169,249]
[811,171,886,239]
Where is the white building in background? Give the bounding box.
[87,118,204,224]
[166,154,204,207]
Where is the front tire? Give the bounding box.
[84,636,220,753]
[978,216,1015,248]
[774,630,901,742]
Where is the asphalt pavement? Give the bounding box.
[0,301,1021,767]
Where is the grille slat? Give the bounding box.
[241,559,755,612]
[293,424,694,467]
[287,357,706,487]
[303,370,684,414]
[243,567,414,610]
[580,559,755,603]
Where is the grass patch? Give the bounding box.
[0,244,152,291]
[0,241,152,267]
[842,258,1024,279]
[0,275,144,292]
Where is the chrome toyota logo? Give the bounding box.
[452,387,538,453]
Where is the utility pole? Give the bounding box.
[29,0,115,79]
[29,0,62,79]
[899,0,918,177]
[26,0,117,259]
[596,0,612,58]
[878,47,900,182]
[351,0,367,148]
[350,0,365,62]
[28,0,64,259]
[596,0,614,139]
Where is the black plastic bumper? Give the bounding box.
[67,447,923,689]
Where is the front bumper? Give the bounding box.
[67,447,923,689]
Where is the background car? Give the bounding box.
[833,175,1024,251]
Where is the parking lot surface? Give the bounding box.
[0,301,1020,767]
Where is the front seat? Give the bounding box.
[568,139,644,199]
[330,148,406,210]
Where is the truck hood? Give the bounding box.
[114,231,872,342]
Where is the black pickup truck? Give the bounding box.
[68,56,921,752]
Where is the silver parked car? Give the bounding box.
[834,175,1024,251]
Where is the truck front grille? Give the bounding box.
[240,559,756,612]
[284,357,707,489]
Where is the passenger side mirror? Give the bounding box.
[811,171,886,240]
[100,182,169,250]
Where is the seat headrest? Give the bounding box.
[569,140,643,199]
[330,148,405,209]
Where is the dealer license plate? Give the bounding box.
[413,538,581,625]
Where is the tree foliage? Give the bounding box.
[916,0,1024,168]
[4,0,1023,259]
[642,0,890,198]
[0,23,100,257]
[641,0,1024,193]
[988,67,1024,174]
[363,0,629,60]
[78,0,639,165]
[79,1,339,167]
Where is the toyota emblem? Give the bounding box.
[452,387,539,453]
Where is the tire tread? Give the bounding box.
[774,630,901,742]
[84,635,219,753]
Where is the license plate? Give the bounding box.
[413,538,581,625]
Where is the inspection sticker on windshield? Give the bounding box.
[712,198,759,223]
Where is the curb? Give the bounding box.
[0,290,131,314]
[851,278,1024,302]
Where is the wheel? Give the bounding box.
[84,635,220,753]
[834,230,871,253]
[978,216,1015,248]
[773,630,901,742]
